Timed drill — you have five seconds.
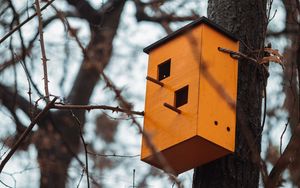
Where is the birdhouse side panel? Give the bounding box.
[141,26,203,159]
[197,24,239,152]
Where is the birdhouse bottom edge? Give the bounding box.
[141,135,232,175]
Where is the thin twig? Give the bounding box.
[0,0,55,44]
[132,169,135,188]
[87,151,140,158]
[19,60,33,119]
[70,111,90,188]
[261,64,268,132]
[35,0,50,101]
[0,97,57,173]
[77,169,85,188]
[0,179,12,188]
[280,119,289,154]
[7,166,39,175]
[102,111,143,121]
[1,165,38,188]
[53,103,144,116]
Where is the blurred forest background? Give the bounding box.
[0,0,299,187]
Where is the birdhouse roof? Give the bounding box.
[143,16,238,54]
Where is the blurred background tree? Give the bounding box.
[0,0,299,187]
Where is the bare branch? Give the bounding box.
[134,0,198,23]
[280,120,289,154]
[53,103,144,116]
[135,0,173,6]
[35,0,50,101]
[0,179,12,188]
[133,0,201,35]
[77,169,85,188]
[0,7,75,75]
[65,0,99,24]
[87,151,140,158]
[70,111,90,188]
[0,0,55,44]
[136,12,199,23]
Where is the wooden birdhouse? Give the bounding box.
[141,17,239,175]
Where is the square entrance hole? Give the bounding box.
[158,59,171,81]
[175,85,189,108]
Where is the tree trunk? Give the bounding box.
[193,1,267,187]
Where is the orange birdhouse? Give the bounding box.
[141,17,239,175]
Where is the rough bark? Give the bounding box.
[34,1,126,187]
[193,1,267,187]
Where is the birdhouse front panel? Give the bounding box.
[197,24,239,152]
[141,26,203,159]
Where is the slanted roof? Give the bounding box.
[143,16,238,54]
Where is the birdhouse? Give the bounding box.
[140,17,239,175]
